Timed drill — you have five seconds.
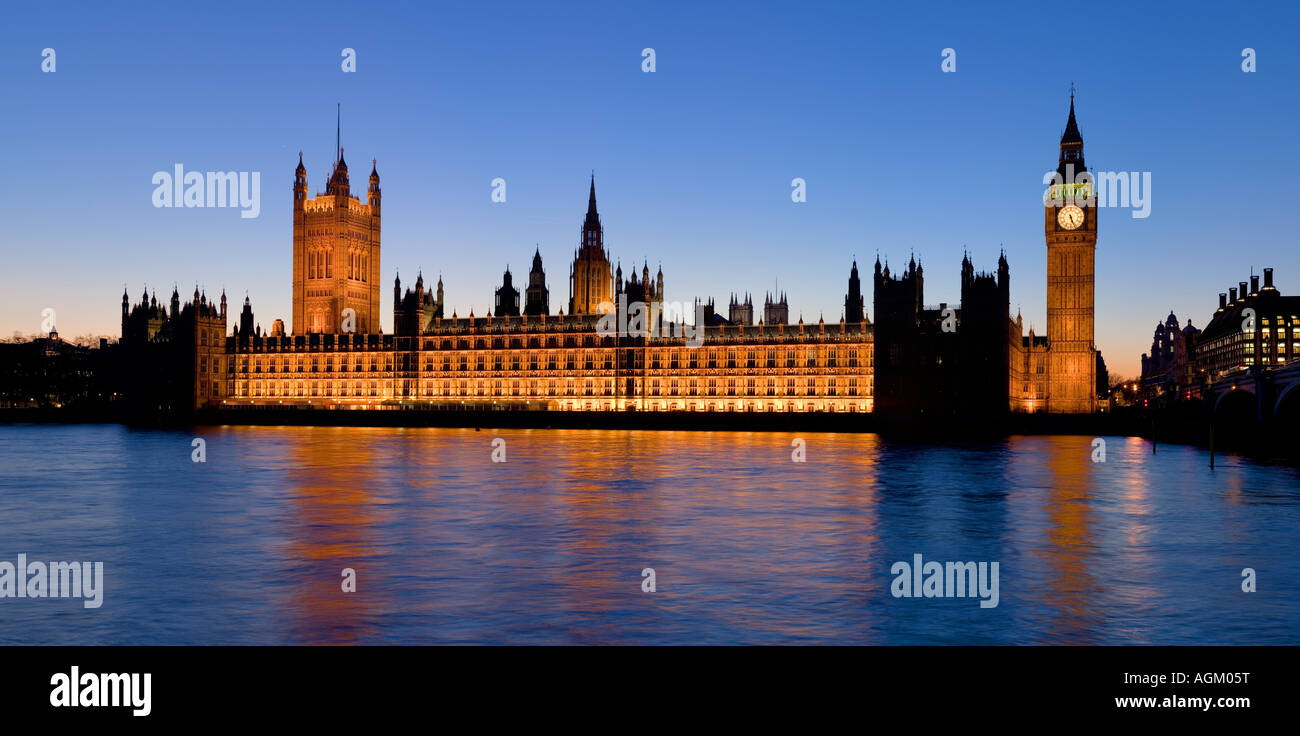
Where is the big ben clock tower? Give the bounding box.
[1044,94,1096,413]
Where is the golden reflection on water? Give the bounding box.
[1031,436,1102,643]
[1111,437,1158,638]
[203,426,1267,644]
[281,427,389,644]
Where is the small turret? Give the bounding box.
[368,159,381,209]
[327,149,350,195]
[293,152,307,208]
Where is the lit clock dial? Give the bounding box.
[1057,205,1085,230]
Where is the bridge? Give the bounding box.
[1207,361,1300,437]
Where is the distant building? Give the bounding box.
[0,331,114,409]
[1195,268,1299,377]
[1140,311,1199,400]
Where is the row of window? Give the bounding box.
[237,350,866,372]
[235,377,868,399]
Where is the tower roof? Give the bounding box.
[327,148,350,192]
[580,175,604,250]
[1061,95,1083,145]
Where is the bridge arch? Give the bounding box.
[1212,383,1256,415]
[1274,379,1300,417]
[1275,382,1300,438]
[1212,387,1258,430]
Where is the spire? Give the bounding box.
[336,103,341,164]
[579,174,604,255]
[1061,90,1082,145]
[1056,90,1086,178]
[368,158,380,203]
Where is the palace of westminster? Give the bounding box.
[119,99,1105,416]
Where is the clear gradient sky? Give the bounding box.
[2,0,1297,377]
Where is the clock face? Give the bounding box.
[1057,205,1085,230]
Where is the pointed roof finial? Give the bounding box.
[336,103,341,164]
[1062,89,1083,144]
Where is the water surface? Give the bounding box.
[0,425,1296,644]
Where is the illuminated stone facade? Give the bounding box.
[292,151,382,335]
[1039,96,1097,413]
[225,315,872,412]
[161,101,1108,416]
[219,169,873,412]
[568,176,613,317]
[1008,316,1050,413]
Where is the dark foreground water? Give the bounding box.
[0,424,1297,644]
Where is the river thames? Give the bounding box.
[0,424,1297,644]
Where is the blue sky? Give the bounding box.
[2,0,1296,377]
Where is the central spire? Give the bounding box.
[1061,94,1082,145]
[1057,93,1085,178]
[582,174,602,238]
